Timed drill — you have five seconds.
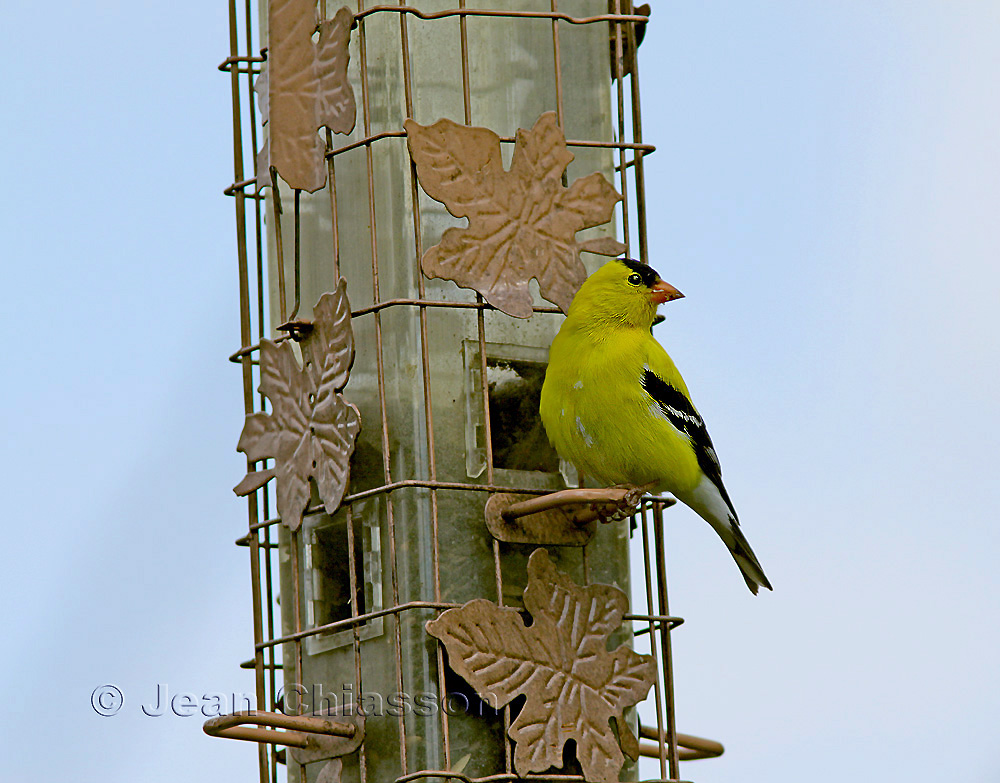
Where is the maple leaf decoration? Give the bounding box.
[255,2,357,192]
[426,549,656,783]
[405,112,626,319]
[234,281,361,531]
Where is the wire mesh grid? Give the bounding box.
[219,2,709,783]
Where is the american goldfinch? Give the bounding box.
[539,258,772,594]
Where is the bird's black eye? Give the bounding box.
[627,272,643,286]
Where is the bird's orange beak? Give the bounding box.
[650,280,684,305]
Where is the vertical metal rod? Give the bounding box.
[289,528,305,713]
[458,0,472,126]
[227,0,269,779]
[270,167,288,323]
[612,0,631,257]
[344,504,368,783]
[625,6,649,263]
[317,38,356,781]
[242,1,276,775]
[491,537,512,773]
[476,320,495,488]
[398,0,451,768]
[456,1,510,771]
[326,136,342,281]
[356,2,409,773]
[319,58,349,777]
[550,0,564,126]
[456,2,493,487]
[457,0,496,539]
[652,501,681,779]
[290,188,302,319]
[640,506,668,780]
[261,499,277,783]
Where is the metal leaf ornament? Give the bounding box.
[234,281,361,531]
[405,112,626,318]
[426,549,655,783]
[255,3,357,192]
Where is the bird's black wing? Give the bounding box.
[640,368,739,521]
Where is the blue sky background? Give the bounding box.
[2,2,999,781]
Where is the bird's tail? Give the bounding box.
[727,522,772,595]
[677,483,773,594]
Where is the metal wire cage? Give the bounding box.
[214,2,723,783]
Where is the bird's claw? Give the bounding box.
[588,484,655,524]
[591,493,638,524]
[590,504,632,524]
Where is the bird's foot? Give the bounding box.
[590,483,655,524]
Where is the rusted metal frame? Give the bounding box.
[258,600,463,650]
[204,710,357,748]
[550,0,564,126]
[624,8,649,264]
[325,128,655,159]
[624,612,682,626]
[651,501,681,779]
[316,121,369,781]
[233,532,280,544]
[257,12,307,751]
[246,5,280,772]
[562,138,654,152]
[257,479,668,531]
[499,484,668,521]
[207,710,357,738]
[229,302,562,364]
[327,138,342,280]
[225,177,261,195]
[218,53,266,71]
[355,4,409,773]
[269,167,288,322]
[396,1,452,769]
[638,727,724,762]
[263,50,301,749]
[626,614,684,635]
[241,658,284,670]
[614,157,639,173]
[290,189,302,320]
[612,1,631,258]
[318,68,366,775]
[257,511,279,765]
[495,536,511,773]
[242,1,279,774]
[228,333,293,363]
[394,773,675,783]
[457,0,472,126]
[325,129,405,157]
[247,479,568,532]
[282,388,303,756]
[639,506,668,779]
[288,527,305,728]
[354,6,650,24]
[226,1,269,781]
[353,299,563,317]
[454,1,510,770]
[344,504,369,783]
[253,600,680,651]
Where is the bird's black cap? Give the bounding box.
[619,258,661,287]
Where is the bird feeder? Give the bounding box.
[215,2,723,783]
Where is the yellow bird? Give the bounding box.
[540,258,772,594]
